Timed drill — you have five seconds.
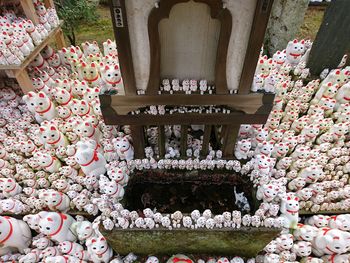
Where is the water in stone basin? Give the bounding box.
[123,170,255,214]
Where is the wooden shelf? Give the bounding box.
[0,21,65,94]
[0,21,64,71]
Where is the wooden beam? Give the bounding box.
[100,93,274,115]
[20,0,40,25]
[146,0,232,94]
[109,0,137,95]
[43,0,55,8]
[222,125,239,158]
[55,28,66,49]
[307,0,350,75]
[238,0,274,94]
[101,112,270,126]
[15,69,35,94]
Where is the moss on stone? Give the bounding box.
[101,227,281,257]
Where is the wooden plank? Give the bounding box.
[0,22,64,71]
[200,125,212,157]
[158,125,166,158]
[55,28,66,49]
[129,125,145,159]
[103,93,274,115]
[43,0,55,8]
[307,0,350,75]
[101,112,270,126]
[222,125,239,158]
[238,0,274,94]
[15,69,35,94]
[180,125,188,157]
[109,0,137,95]
[20,0,40,25]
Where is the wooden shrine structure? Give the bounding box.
[101,0,276,159]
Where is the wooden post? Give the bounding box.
[307,0,350,75]
[180,125,188,157]
[109,0,137,95]
[130,125,146,159]
[222,125,239,158]
[158,125,166,158]
[55,28,66,49]
[15,69,35,94]
[238,0,274,94]
[20,0,40,25]
[201,125,212,157]
[43,0,55,8]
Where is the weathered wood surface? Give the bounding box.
[100,93,274,119]
[201,125,212,157]
[238,0,274,94]
[129,169,251,184]
[109,0,137,95]
[0,22,64,71]
[101,227,281,257]
[19,0,40,25]
[129,125,146,158]
[158,125,166,157]
[307,0,350,75]
[222,125,239,158]
[102,112,271,126]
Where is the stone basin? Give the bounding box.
[101,169,279,257]
[101,227,281,257]
[123,169,259,214]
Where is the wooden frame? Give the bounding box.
[238,0,274,94]
[100,93,274,116]
[105,0,275,159]
[109,0,137,95]
[146,0,232,95]
[100,93,274,158]
[109,0,274,95]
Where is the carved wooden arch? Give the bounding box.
[146,0,232,95]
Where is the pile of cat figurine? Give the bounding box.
[1,20,350,261]
[0,1,60,66]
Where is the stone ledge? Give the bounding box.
[101,227,281,257]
